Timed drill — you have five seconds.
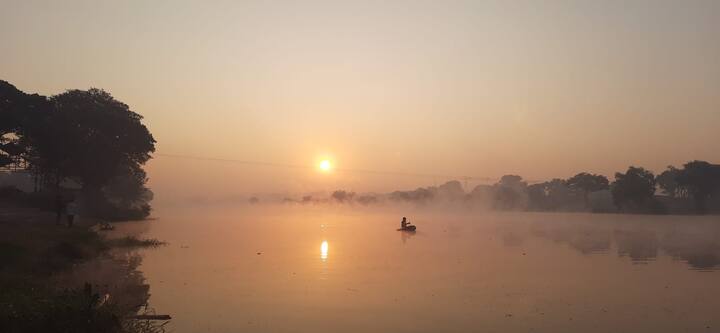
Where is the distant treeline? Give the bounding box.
[0,80,155,220]
[291,162,720,215]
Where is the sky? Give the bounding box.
[2,0,719,197]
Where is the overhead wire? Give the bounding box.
[154,152,496,182]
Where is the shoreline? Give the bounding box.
[0,201,166,333]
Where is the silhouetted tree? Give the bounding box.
[356,194,378,205]
[0,81,51,169]
[1,81,155,219]
[494,186,520,210]
[676,160,720,214]
[390,187,435,203]
[527,183,548,210]
[527,179,577,211]
[23,88,156,217]
[436,180,465,201]
[52,89,154,187]
[498,175,526,188]
[493,175,528,210]
[547,179,578,208]
[611,167,656,211]
[331,190,355,203]
[102,164,153,219]
[566,172,609,209]
[468,184,494,208]
[656,166,685,198]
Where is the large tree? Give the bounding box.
[611,167,656,211]
[676,160,720,214]
[44,89,155,189]
[527,178,575,211]
[493,175,528,210]
[656,166,684,198]
[566,172,609,209]
[23,88,156,217]
[0,81,51,168]
[1,81,156,219]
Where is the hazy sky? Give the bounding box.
[2,0,719,196]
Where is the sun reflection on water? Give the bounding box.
[320,240,329,262]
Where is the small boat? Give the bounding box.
[397,225,417,232]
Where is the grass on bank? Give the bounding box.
[0,205,166,333]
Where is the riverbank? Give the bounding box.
[0,201,165,333]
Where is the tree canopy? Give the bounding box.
[41,89,155,189]
[656,166,684,198]
[0,81,51,168]
[566,172,609,208]
[493,175,528,210]
[0,81,156,220]
[611,167,656,211]
[676,161,720,213]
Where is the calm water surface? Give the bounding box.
[117,206,720,332]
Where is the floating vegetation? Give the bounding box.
[109,236,166,248]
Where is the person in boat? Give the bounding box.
[400,217,416,231]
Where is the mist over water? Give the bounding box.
[118,204,720,333]
[3,1,720,331]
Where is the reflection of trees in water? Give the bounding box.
[571,230,612,255]
[523,220,720,271]
[530,225,611,255]
[660,230,720,270]
[683,254,720,270]
[614,229,658,263]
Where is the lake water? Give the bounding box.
[116,205,720,332]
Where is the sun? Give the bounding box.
[319,159,332,171]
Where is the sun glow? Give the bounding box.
[319,159,332,171]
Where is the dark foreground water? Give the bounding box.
[115,206,720,332]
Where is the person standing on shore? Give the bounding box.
[54,194,65,225]
[66,199,78,227]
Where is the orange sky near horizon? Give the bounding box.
[2,0,719,197]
